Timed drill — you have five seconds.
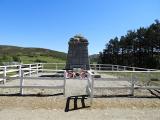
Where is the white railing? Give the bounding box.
[86,70,94,105]
[0,63,43,84]
[1,63,156,83]
[0,63,158,84]
[87,71,160,104]
[90,64,157,71]
[0,70,66,96]
[0,62,159,105]
[0,63,159,98]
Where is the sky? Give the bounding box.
[0,0,159,55]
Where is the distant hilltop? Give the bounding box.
[0,45,98,64]
[0,45,67,64]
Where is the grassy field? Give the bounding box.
[20,55,65,64]
[20,55,66,69]
[43,63,66,70]
[0,45,67,65]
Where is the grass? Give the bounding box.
[0,45,67,65]
[43,63,65,70]
[20,55,65,64]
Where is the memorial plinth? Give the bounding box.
[65,35,90,70]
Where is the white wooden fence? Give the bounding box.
[87,71,160,104]
[0,63,43,83]
[0,69,66,95]
[1,63,156,83]
[43,63,158,71]
[90,64,157,71]
[0,63,159,103]
[0,63,66,95]
[86,71,94,105]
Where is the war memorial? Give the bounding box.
[65,35,90,70]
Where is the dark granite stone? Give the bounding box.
[66,35,90,70]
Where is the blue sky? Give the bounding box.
[0,0,159,54]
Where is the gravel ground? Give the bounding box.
[0,97,160,120]
[0,108,160,120]
[0,73,160,120]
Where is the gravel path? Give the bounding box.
[0,97,160,120]
[0,108,160,120]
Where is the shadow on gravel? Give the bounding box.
[94,95,160,99]
[148,89,160,98]
[0,92,63,97]
[65,95,90,112]
[94,94,133,98]
[39,74,64,77]
[94,90,160,99]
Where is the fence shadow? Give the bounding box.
[94,89,160,99]
[65,95,90,112]
[94,94,132,98]
[148,89,160,98]
[94,95,160,99]
[0,92,63,97]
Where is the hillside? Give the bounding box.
[0,45,67,64]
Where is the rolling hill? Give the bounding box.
[0,45,67,64]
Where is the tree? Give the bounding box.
[2,55,13,62]
[12,56,21,62]
[99,20,160,69]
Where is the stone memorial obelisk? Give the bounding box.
[65,35,90,70]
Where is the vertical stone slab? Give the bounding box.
[66,35,90,70]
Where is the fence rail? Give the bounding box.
[87,71,160,104]
[0,63,158,83]
[0,70,66,96]
[90,64,157,71]
[0,63,159,105]
[0,63,43,83]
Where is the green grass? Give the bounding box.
[20,55,66,69]
[0,45,67,65]
[20,55,65,64]
[43,63,65,70]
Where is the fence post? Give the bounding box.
[3,66,7,84]
[130,72,134,96]
[99,65,101,71]
[117,65,119,71]
[36,64,39,74]
[19,65,22,77]
[29,64,31,76]
[124,66,126,71]
[63,71,66,96]
[147,70,151,86]
[20,70,24,95]
[41,63,44,73]
[90,74,94,105]
[112,65,114,71]
[132,67,135,71]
